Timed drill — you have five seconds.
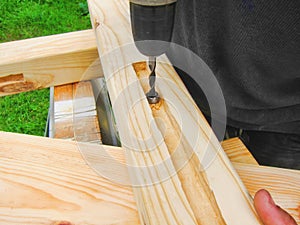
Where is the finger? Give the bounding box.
[254,189,297,225]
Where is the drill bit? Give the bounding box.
[146,56,160,104]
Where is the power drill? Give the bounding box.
[130,0,177,104]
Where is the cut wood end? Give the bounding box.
[0,80,35,93]
[0,73,53,95]
[0,73,24,83]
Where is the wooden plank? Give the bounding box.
[88,1,197,224]
[233,163,300,223]
[0,131,138,225]
[0,30,102,96]
[87,0,261,224]
[221,137,258,165]
[0,132,299,224]
[53,81,102,143]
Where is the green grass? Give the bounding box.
[0,0,91,136]
[0,90,51,135]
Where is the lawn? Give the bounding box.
[0,0,91,136]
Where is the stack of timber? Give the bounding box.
[53,81,102,144]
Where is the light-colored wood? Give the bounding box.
[0,131,138,225]
[233,163,300,223]
[0,131,299,225]
[87,0,261,224]
[222,137,258,165]
[54,81,102,143]
[0,30,102,96]
[133,62,225,224]
[88,1,198,224]
[54,83,74,139]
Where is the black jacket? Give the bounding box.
[169,0,300,134]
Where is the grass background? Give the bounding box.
[0,0,91,136]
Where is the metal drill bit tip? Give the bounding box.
[146,56,160,104]
[146,93,160,104]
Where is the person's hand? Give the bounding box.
[254,189,297,225]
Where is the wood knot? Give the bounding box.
[94,19,101,28]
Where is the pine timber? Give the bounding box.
[132,62,226,224]
[87,0,261,224]
[0,30,102,96]
[88,1,197,224]
[222,137,258,165]
[0,131,138,225]
[53,81,102,143]
[233,163,300,222]
[0,131,299,225]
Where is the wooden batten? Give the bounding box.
[0,30,102,96]
[87,0,262,224]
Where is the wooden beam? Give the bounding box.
[0,30,102,96]
[88,1,197,224]
[0,132,299,224]
[221,137,258,165]
[233,163,300,223]
[87,0,261,224]
[0,131,138,225]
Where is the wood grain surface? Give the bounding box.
[132,62,226,224]
[0,131,138,225]
[222,137,258,165]
[233,163,300,223]
[88,1,198,224]
[87,0,262,224]
[0,132,299,224]
[0,30,102,96]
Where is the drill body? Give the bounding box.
[129,0,177,103]
[130,0,176,56]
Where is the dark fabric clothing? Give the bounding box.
[241,131,300,169]
[167,0,300,168]
[169,0,300,134]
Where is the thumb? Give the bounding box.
[254,189,297,225]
